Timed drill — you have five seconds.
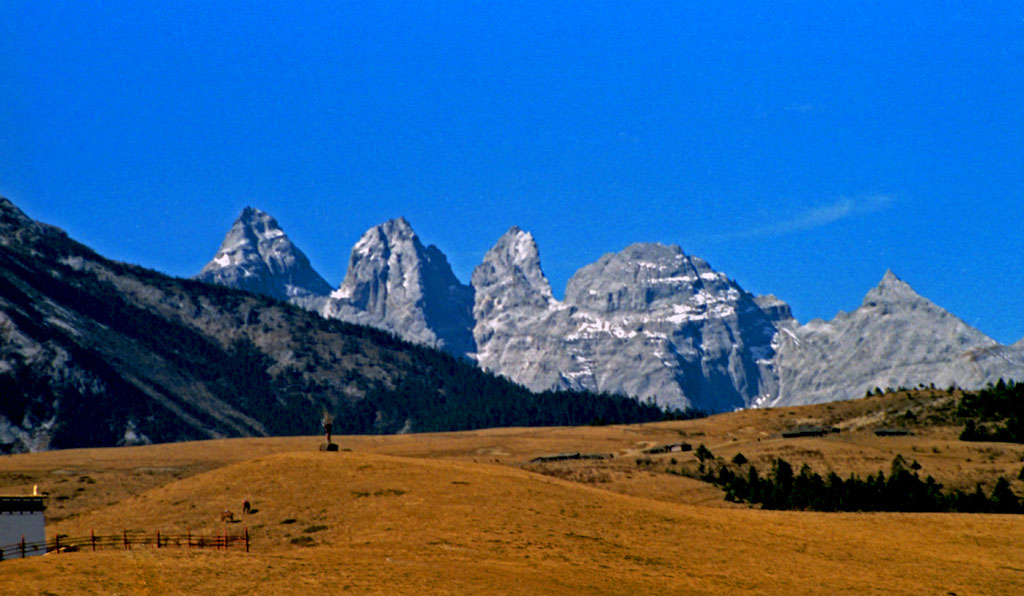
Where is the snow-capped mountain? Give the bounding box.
[766,271,1024,406]
[472,227,792,411]
[194,209,1023,412]
[320,217,476,357]
[195,207,331,301]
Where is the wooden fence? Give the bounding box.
[0,528,249,561]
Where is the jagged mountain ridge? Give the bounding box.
[194,209,1024,412]
[472,228,792,411]
[196,214,475,357]
[0,198,662,453]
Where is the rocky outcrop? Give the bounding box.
[472,228,792,412]
[321,218,475,356]
[766,271,1024,406]
[195,207,331,301]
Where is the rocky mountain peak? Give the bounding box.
[472,233,793,411]
[470,227,560,381]
[323,218,475,356]
[238,204,264,223]
[235,206,282,241]
[504,226,544,266]
[769,270,1007,407]
[331,218,426,310]
[862,270,921,308]
[472,227,553,310]
[564,242,736,313]
[385,216,415,236]
[194,207,331,302]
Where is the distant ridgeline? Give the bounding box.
[196,207,1024,414]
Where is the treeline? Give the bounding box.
[214,333,704,437]
[324,337,703,435]
[958,379,1024,443]
[696,449,1023,513]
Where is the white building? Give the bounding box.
[0,496,46,559]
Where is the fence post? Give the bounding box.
[55,534,60,554]
[156,530,160,549]
[245,527,249,553]
[91,529,96,552]
[123,529,129,551]
[187,528,191,549]
[20,535,25,559]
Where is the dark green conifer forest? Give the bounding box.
[694,445,1022,513]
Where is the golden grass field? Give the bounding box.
[3,390,1024,595]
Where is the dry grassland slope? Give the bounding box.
[3,446,1024,595]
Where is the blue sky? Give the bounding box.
[2,2,1022,343]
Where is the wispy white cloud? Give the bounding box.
[716,194,893,240]
[784,103,822,114]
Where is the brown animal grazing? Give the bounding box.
[221,510,235,523]
[242,500,251,514]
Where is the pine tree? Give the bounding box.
[769,458,794,509]
[990,477,1021,514]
